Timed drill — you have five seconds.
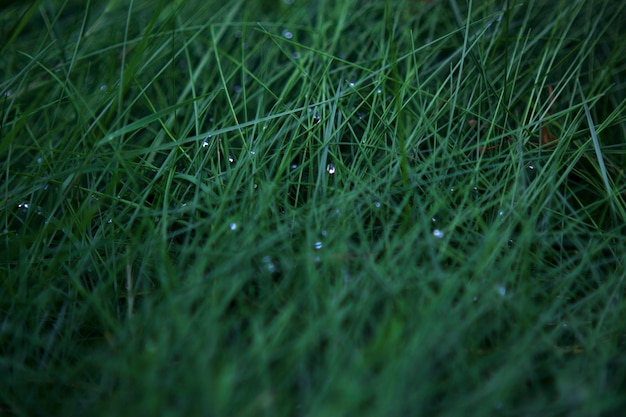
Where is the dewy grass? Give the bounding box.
[1,0,626,416]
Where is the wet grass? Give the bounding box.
[1,0,626,416]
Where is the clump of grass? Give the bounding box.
[1,0,625,416]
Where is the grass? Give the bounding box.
[1,0,626,415]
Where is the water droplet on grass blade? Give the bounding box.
[433,229,444,239]
[262,256,276,273]
[374,201,381,208]
[498,286,506,296]
[229,222,237,231]
[282,30,293,39]
[327,163,336,175]
[314,241,323,250]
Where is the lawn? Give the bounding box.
[1,0,626,416]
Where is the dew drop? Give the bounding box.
[99,84,107,91]
[528,164,534,170]
[107,218,113,224]
[250,150,256,156]
[498,286,506,296]
[321,229,327,237]
[433,229,444,239]
[376,87,382,94]
[314,241,323,250]
[262,256,276,273]
[327,163,336,175]
[291,52,300,59]
[202,140,209,148]
[374,201,381,208]
[348,81,355,88]
[17,202,30,217]
[282,30,293,40]
[228,155,235,163]
[229,222,237,231]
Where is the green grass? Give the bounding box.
[1,0,626,415]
